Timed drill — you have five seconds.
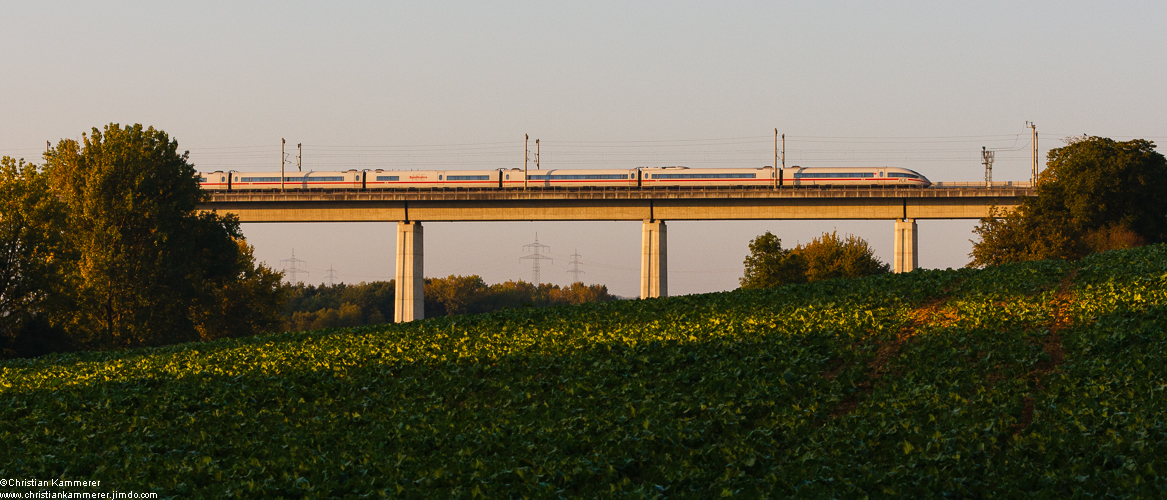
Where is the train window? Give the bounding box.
[376,176,400,181]
[505,174,510,180]
[651,173,757,179]
[199,177,207,182]
[238,176,348,183]
[221,177,225,182]
[448,175,490,180]
[888,173,917,178]
[438,175,443,180]
[528,174,630,180]
[795,172,873,179]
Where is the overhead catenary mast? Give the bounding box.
[1027,121,1039,184]
[781,133,785,187]
[773,129,778,189]
[982,146,995,187]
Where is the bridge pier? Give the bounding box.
[394,221,424,322]
[640,220,667,299]
[893,218,918,273]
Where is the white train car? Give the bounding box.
[197,171,230,191]
[784,167,931,187]
[364,170,501,189]
[502,168,639,188]
[640,166,777,187]
[228,170,364,190]
[200,166,932,191]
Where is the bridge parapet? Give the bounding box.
[932,181,1033,189]
[205,185,1033,203]
[201,185,1031,223]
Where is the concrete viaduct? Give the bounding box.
[199,183,1032,322]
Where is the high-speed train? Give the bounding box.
[197,166,931,190]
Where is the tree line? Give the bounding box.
[284,277,617,331]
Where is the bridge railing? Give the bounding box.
[932,181,1033,188]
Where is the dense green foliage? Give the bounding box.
[971,136,1167,266]
[0,124,286,358]
[2,245,1166,498]
[285,281,396,331]
[741,230,888,289]
[285,277,616,331]
[193,240,288,342]
[425,276,617,318]
[740,231,807,289]
[0,157,70,357]
[46,124,243,348]
[796,230,890,282]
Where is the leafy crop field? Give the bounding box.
[3,245,1166,498]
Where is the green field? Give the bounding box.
[3,245,1166,498]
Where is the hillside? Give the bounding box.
[2,245,1166,498]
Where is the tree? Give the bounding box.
[969,206,1082,267]
[741,231,889,290]
[427,275,488,316]
[550,282,616,305]
[739,231,807,289]
[795,231,890,281]
[0,157,72,357]
[970,136,1167,266]
[191,239,288,341]
[45,124,274,349]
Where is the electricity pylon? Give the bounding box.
[520,234,552,284]
[280,250,309,284]
[567,249,585,283]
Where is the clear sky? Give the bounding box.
[3,1,1165,297]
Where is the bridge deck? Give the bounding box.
[200,185,1032,222]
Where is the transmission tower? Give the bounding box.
[325,265,339,286]
[981,146,995,187]
[567,248,585,283]
[280,249,309,284]
[520,233,553,284]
